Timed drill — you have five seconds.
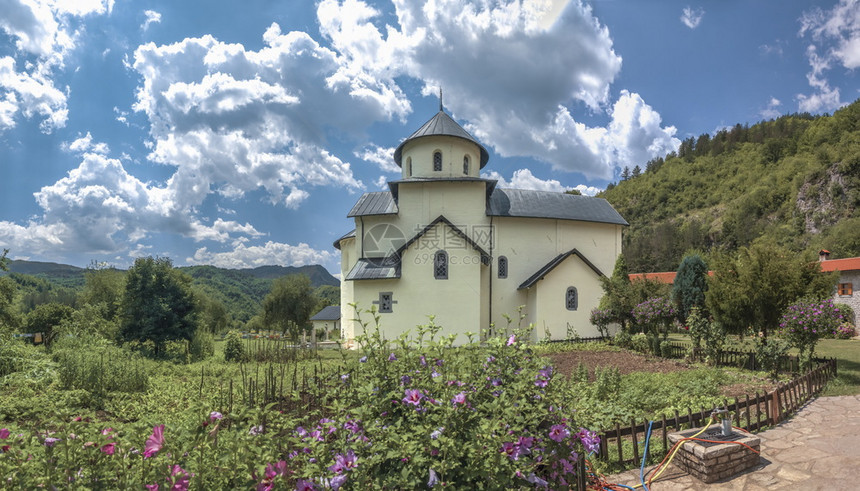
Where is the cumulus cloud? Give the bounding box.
[483,168,602,195]
[571,184,602,196]
[797,0,860,112]
[760,97,782,119]
[0,139,266,257]
[681,7,704,29]
[316,0,678,179]
[188,241,335,269]
[355,144,399,173]
[0,0,111,132]
[142,9,161,30]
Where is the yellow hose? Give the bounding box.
[631,416,714,488]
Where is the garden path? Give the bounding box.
[606,394,860,490]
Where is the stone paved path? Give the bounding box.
[606,395,860,490]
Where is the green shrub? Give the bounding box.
[0,332,35,377]
[223,330,246,362]
[593,366,621,400]
[189,328,215,362]
[614,330,632,349]
[630,333,649,354]
[660,340,673,358]
[754,336,790,380]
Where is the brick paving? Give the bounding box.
[606,395,860,490]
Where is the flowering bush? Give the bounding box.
[779,298,848,371]
[834,322,856,339]
[631,297,677,338]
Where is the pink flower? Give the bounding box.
[451,392,466,405]
[507,334,516,346]
[328,450,358,474]
[548,424,569,442]
[144,424,165,458]
[169,464,192,491]
[295,479,317,490]
[145,485,159,491]
[100,442,116,455]
[403,389,423,406]
[209,411,223,421]
[0,429,9,440]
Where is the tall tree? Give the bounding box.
[0,249,19,332]
[672,253,709,323]
[262,274,318,342]
[25,303,74,348]
[706,243,837,338]
[80,262,126,321]
[120,257,197,356]
[598,254,636,331]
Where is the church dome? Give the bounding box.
[393,110,490,169]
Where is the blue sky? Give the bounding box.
[1,0,858,275]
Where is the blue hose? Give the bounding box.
[639,421,653,491]
[614,485,636,491]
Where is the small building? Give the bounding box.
[818,250,860,326]
[333,104,627,346]
[310,305,341,341]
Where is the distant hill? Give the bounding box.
[600,99,860,273]
[2,260,339,322]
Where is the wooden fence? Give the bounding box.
[662,342,813,373]
[593,356,837,468]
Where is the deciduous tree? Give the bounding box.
[120,257,197,356]
[262,274,318,342]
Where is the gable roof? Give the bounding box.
[393,110,490,168]
[487,188,628,225]
[397,215,490,265]
[819,257,860,272]
[310,305,341,321]
[347,192,398,217]
[345,257,401,281]
[518,249,605,290]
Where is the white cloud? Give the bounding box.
[760,97,782,119]
[483,168,565,192]
[681,7,704,29]
[316,0,678,179]
[188,241,335,269]
[355,144,399,173]
[142,9,161,30]
[63,131,109,154]
[571,184,602,196]
[797,0,860,112]
[0,0,111,133]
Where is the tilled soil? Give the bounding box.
[544,350,777,399]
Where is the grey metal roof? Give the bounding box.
[393,111,490,168]
[518,249,606,290]
[488,188,628,226]
[310,305,341,321]
[345,258,401,281]
[333,229,356,250]
[347,192,398,217]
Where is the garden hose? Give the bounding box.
[639,421,654,491]
[632,415,714,488]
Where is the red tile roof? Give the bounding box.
[819,257,860,272]
[628,270,715,284]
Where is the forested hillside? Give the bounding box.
[601,99,860,273]
[1,260,339,322]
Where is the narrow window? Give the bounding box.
[407,157,412,178]
[434,250,448,279]
[498,256,508,279]
[463,155,470,175]
[565,287,578,311]
[838,283,853,296]
[377,292,395,313]
[433,151,442,171]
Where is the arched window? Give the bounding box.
[433,151,442,171]
[565,287,578,311]
[434,250,448,279]
[498,256,508,279]
[407,157,412,177]
[463,155,470,175]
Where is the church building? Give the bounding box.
[334,104,627,346]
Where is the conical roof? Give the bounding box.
[393,110,490,168]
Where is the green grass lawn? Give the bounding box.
[667,332,860,396]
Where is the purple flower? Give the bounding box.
[359,356,367,363]
[526,473,548,487]
[578,428,600,454]
[209,411,223,421]
[44,437,61,447]
[548,424,569,442]
[451,392,466,405]
[328,450,358,474]
[329,474,347,490]
[430,427,444,440]
[400,375,411,386]
[249,425,263,436]
[343,420,361,433]
[403,389,423,406]
[388,353,397,362]
[295,479,317,491]
[428,468,439,488]
[169,464,192,491]
[0,429,9,440]
[507,334,516,346]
